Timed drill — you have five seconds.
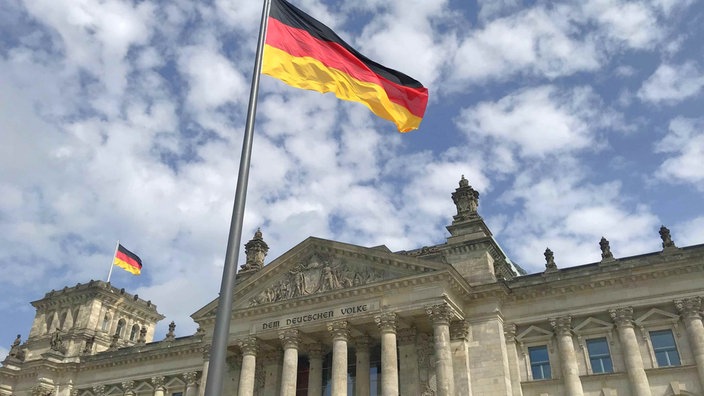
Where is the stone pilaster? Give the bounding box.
[450,321,473,396]
[354,336,371,396]
[327,320,350,396]
[238,337,258,396]
[376,313,399,396]
[503,324,524,396]
[183,372,199,396]
[610,307,651,396]
[550,316,583,396]
[198,344,211,396]
[279,329,299,396]
[151,377,166,396]
[675,297,704,389]
[398,327,421,396]
[427,303,455,396]
[307,343,325,396]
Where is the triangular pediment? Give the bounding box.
[516,325,553,342]
[635,308,679,326]
[193,237,449,320]
[573,317,613,335]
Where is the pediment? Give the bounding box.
[635,308,679,326]
[516,325,553,342]
[573,317,613,335]
[193,237,448,319]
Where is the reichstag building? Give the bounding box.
[2,177,703,396]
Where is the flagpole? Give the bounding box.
[106,240,119,283]
[203,0,272,395]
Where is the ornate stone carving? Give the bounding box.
[92,384,106,396]
[151,376,166,391]
[327,320,350,341]
[504,323,517,343]
[450,321,470,341]
[8,334,26,360]
[82,336,95,355]
[165,321,176,341]
[544,248,558,272]
[241,228,269,271]
[248,253,385,306]
[550,316,572,336]
[279,329,299,349]
[202,344,212,360]
[426,303,453,325]
[183,371,199,386]
[239,337,258,356]
[31,385,54,396]
[451,175,480,222]
[138,325,147,344]
[610,307,634,328]
[600,237,614,260]
[375,312,397,333]
[675,296,702,320]
[397,327,417,345]
[121,380,135,393]
[49,328,67,354]
[660,226,676,249]
[108,333,119,350]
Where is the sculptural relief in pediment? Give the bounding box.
[248,253,389,307]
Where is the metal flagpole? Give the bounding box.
[204,0,272,395]
[107,240,119,283]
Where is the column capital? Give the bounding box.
[279,329,299,349]
[450,321,470,341]
[610,307,634,328]
[375,312,398,333]
[238,336,259,356]
[307,342,325,359]
[91,385,106,396]
[151,376,166,391]
[675,296,702,320]
[201,344,211,360]
[550,315,572,336]
[503,323,517,343]
[397,327,416,345]
[121,380,135,393]
[327,320,350,341]
[426,303,453,325]
[182,371,199,386]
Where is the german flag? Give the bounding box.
[263,0,428,132]
[113,244,142,275]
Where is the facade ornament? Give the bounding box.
[137,325,147,344]
[92,384,106,396]
[660,225,676,249]
[248,253,384,306]
[610,307,634,328]
[327,320,350,341]
[151,376,166,391]
[550,316,572,336]
[202,344,212,360]
[8,334,25,360]
[239,337,259,356]
[183,371,199,386]
[451,175,480,223]
[375,312,398,333]
[31,385,54,396]
[108,333,119,350]
[450,321,470,341]
[165,321,176,341]
[544,248,558,272]
[195,326,206,337]
[50,328,67,354]
[426,303,453,325]
[121,380,135,393]
[82,336,95,355]
[279,329,299,349]
[503,323,517,344]
[241,228,269,271]
[600,237,614,260]
[675,296,702,320]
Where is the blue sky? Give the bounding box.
[1,0,703,359]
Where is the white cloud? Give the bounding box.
[638,62,704,104]
[654,117,704,186]
[178,46,248,111]
[676,216,704,247]
[583,0,662,49]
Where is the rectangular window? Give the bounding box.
[650,329,681,367]
[586,338,613,373]
[528,345,551,380]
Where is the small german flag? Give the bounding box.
[113,244,142,275]
[263,0,429,132]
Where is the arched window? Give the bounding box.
[101,314,111,331]
[130,324,140,341]
[115,319,126,338]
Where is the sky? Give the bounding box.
[1,0,704,360]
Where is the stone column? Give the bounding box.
[426,303,455,396]
[675,297,704,389]
[198,344,211,396]
[503,324,524,396]
[183,372,199,396]
[375,313,399,396]
[328,320,350,395]
[610,307,651,396]
[151,377,166,396]
[354,336,371,396]
[550,316,583,396]
[280,329,300,396]
[451,321,473,396]
[307,343,325,396]
[238,337,259,396]
[397,328,421,396]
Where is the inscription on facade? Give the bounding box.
[256,301,380,331]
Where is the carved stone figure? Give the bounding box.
[544,248,558,272]
[660,225,676,248]
[8,334,25,360]
[50,328,66,354]
[82,336,95,354]
[318,266,340,292]
[241,229,269,271]
[451,175,480,222]
[165,321,176,341]
[600,237,613,260]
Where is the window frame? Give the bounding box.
[585,337,614,374]
[648,328,681,367]
[527,344,552,380]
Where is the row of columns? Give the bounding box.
[234,303,458,396]
[86,373,199,396]
[544,297,704,396]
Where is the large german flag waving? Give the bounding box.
[113,244,143,275]
[263,0,429,132]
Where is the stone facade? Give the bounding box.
[2,177,704,396]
